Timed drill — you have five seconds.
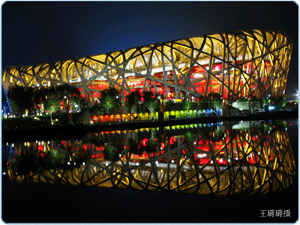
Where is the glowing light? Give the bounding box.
[198,153,207,158]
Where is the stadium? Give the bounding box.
[2,29,293,104]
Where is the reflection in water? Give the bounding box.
[5,120,296,195]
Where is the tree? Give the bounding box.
[164,100,175,111]
[103,94,115,115]
[249,96,260,113]
[183,100,193,118]
[100,87,120,117]
[198,95,213,115]
[38,84,81,124]
[125,91,136,122]
[270,95,288,111]
[8,85,35,118]
[260,96,269,110]
[145,137,159,155]
[142,91,159,120]
[147,99,159,120]
[104,145,118,161]
[184,131,194,144]
[133,90,141,114]
[208,93,223,116]
[127,138,140,155]
[58,84,81,123]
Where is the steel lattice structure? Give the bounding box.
[6,124,296,195]
[2,29,292,103]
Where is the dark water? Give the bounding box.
[2,120,298,222]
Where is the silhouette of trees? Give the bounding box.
[8,85,35,118]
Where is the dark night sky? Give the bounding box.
[2,1,298,95]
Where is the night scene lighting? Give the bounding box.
[2,2,298,223]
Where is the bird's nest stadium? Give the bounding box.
[2,29,293,104]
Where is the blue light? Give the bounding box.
[268,106,275,111]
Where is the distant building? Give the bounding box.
[2,29,293,104]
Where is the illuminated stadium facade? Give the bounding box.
[2,29,293,103]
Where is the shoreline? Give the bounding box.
[2,110,298,142]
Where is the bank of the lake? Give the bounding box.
[2,110,298,142]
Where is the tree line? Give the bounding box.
[7,84,82,118]
[7,83,289,120]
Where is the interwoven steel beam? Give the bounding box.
[2,29,293,103]
[6,126,296,195]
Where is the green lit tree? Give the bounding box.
[208,93,223,116]
[100,87,120,120]
[39,85,80,124]
[142,91,159,120]
[44,97,60,124]
[104,145,118,161]
[183,100,194,118]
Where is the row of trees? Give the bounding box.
[7,83,289,122]
[90,88,161,121]
[7,84,82,120]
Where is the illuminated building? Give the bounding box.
[2,29,292,103]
